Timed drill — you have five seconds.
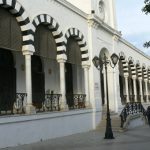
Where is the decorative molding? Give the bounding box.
[65,28,89,64]
[119,38,150,61]
[88,14,121,36]
[55,0,88,19]
[32,14,66,60]
[87,20,99,29]
[0,0,34,52]
[113,35,120,42]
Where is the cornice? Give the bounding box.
[119,38,150,61]
[55,0,122,38]
[87,14,121,37]
[55,0,88,19]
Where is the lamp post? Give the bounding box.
[92,53,119,139]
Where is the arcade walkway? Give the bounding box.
[2,125,150,150]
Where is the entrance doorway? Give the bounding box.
[65,62,74,108]
[31,55,45,109]
[0,48,16,112]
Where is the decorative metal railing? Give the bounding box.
[120,102,146,128]
[67,94,86,109]
[121,95,127,105]
[36,94,62,112]
[0,93,27,116]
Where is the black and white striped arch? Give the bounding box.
[0,0,34,52]
[32,14,66,60]
[119,52,129,76]
[148,67,150,83]
[128,57,136,78]
[65,28,89,63]
[136,63,142,79]
[142,64,148,80]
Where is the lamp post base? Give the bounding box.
[104,114,115,139]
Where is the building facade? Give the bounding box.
[0,0,150,148]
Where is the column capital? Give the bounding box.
[82,64,90,69]
[124,75,129,78]
[23,50,34,56]
[132,76,137,80]
[144,79,148,82]
[57,55,67,62]
[57,59,67,63]
[124,73,129,78]
[138,78,143,81]
[82,61,90,68]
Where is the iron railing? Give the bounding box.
[67,94,86,109]
[0,93,27,115]
[120,102,146,128]
[121,95,127,105]
[36,94,62,112]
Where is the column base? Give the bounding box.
[60,102,69,111]
[85,101,92,108]
[25,104,36,114]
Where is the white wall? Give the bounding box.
[18,0,89,41]
[0,109,101,149]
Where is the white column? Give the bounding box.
[144,79,149,102]
[24,53,35,114]
[132,77,137,102]
[83,65,91,108]
[139,79,144,103]
[58,60,68,110]
[124,75,130,103]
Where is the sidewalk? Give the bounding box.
[2,125,150,150]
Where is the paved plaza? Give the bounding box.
[2,125,150,150]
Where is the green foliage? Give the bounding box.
[142,0,150,14]
[142,0,150,48]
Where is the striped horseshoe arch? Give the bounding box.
[142,64,148,80]
[0,0,34,52]
[136,62,142,79]
[32,14,66,60]
[64,28,89,64]
[148,67,150,83]
[119,52,129,76]
[128,57,136,78]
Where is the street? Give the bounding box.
[2,125,150,150]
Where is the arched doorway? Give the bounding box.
[65,62,74,107]
[31,55,45,109]
[0,48,16,112]
[66,37,84,108]
[0,7,22,113]
[33,23,59,110]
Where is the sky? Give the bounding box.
[116,0,150,55]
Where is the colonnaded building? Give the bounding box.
[0,0,150,148]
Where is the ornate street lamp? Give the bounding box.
[92,53,119,139]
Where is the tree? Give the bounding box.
[142,0,150,48]
[143,0,150,14]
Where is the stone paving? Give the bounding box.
[2,125,150,150]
